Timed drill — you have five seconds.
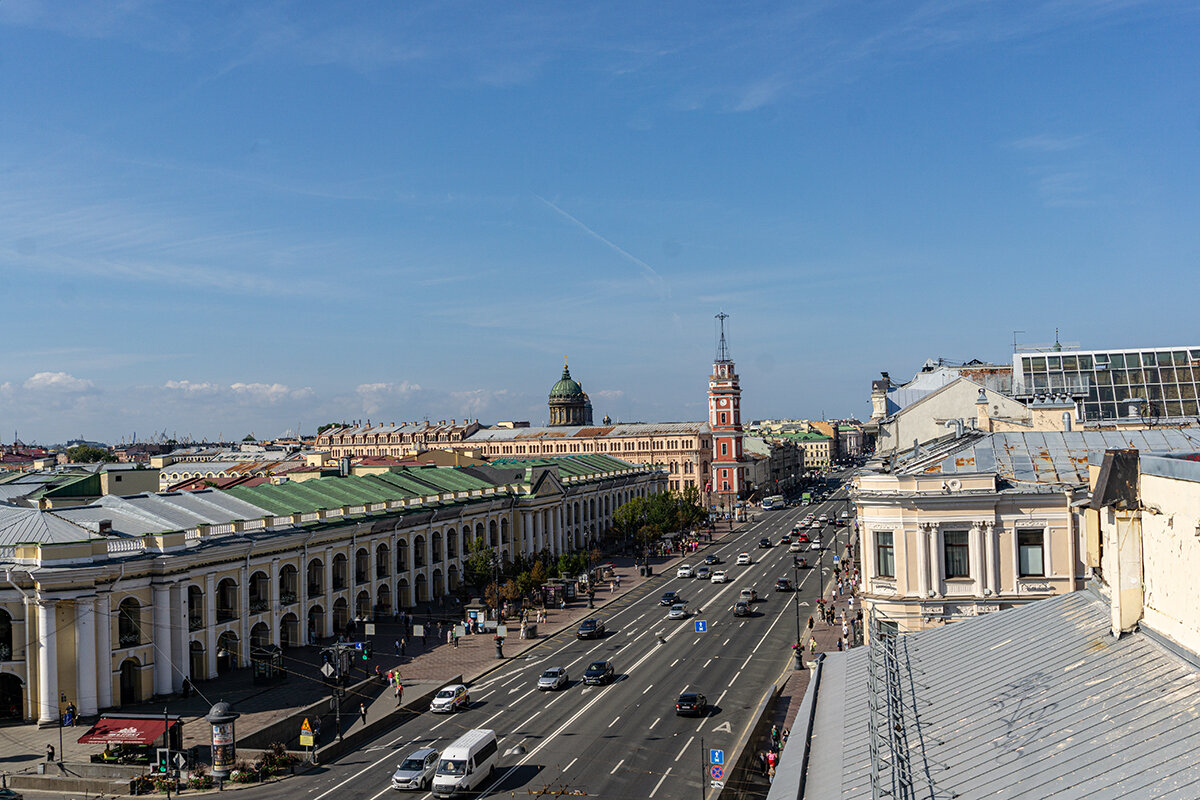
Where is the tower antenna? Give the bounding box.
[715,311,730,362]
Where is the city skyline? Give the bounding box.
[3,2,1199,443]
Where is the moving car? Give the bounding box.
[660,591,679,606]
[736,553,752,565]
[392,748,439,791]
[704,554,721,565]
[779,534,791,545]
[797,531,810,543]
[538,667,569,691]
[675,692,708,717]
[667,603,689,620]
[774,578,793,592]
[695,565,712,580]
[733,600,751,617]
[739,587,758,603]
[430,684,471,713]
[710,570,728,584]
[583,660,615,685]
[577,618,605,639]
[431,729,497,798]
[788,541,803,553]
[677,564,694,579]
[758,537,773,549]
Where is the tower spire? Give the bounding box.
[715,311,730,362]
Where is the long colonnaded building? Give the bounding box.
[0,455,662,724]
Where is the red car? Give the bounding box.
[797,532,810,543]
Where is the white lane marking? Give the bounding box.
[643,683,654,694]
[729,671,741,687]
[670,659,679,668]
[517,710,541,729]
[722,638,730,646]
[649,717,660,730]
[499,673,522,688]
[608,715,621,728]
[649,767,672,798]
[751,584,801,655]
[610,759,625,775]
[563,757,577,771]
[674,735,695,762]
[703,658,712,669]
[741,654,752,669]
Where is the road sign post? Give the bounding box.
[694,620,708,633]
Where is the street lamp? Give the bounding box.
[792,559,803,670]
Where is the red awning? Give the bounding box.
[78,717,179,745]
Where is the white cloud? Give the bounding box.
[23,371,94,392]
[164,379,220,394]
[230,382,313,404]
[450,388,509,416]
[592,389,625,400]
[356,381,422,415]
[1008,134,1088,152]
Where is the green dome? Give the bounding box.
[550,365,583,398]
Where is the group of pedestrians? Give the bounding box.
[758,724,790,781]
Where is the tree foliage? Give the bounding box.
[613,489,707,550]
[66,445,114,463]
[463,536,496,589]
[317,422,347,434]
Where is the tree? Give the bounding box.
[66,445,114,463]
[464,537,496,589]
[317,422,347,434]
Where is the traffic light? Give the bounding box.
[157,748,171,774]
[362,642,372,660]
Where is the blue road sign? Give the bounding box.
[710,749,725,765]
[833,555,840,565]
[354,642,363,650]
[694,620,708,633]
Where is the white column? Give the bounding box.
[204,574,217,678]
[37,599,58,725]
[323,550,335,637]
[970,524,985,596]
[984,523,998,595]
[238,566,251,667]
[915,526,929,597]
[367,544,377,614]
[152,583,173,696]
[534,511,544,554]
[929,525,943,595]
[270,559,282,647]
[95,593,113,710]
[74,597,98,716]
[172,584,187,692]
[521,512,531,556]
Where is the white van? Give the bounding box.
[431,728,499,798]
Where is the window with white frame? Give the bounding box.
[943,530,970,578]
[875,531,895,578]
[1017,528,1045,577]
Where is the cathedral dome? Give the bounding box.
[550,365,584,398]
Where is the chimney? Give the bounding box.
[98,519,113,535]
[975,388,992,432]
[339,457,351,477]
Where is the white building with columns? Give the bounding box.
[851,428,1200,636]
[0,455,664,725]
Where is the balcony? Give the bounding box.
[249,599,270,614]
[280,592,298,606]
[118,632,141,648]
[216,606,237,623]
[188,615,204,632]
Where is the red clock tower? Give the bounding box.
[709,312,745,514]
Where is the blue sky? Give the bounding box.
[2,1,1199,444]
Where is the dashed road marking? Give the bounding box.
[611,759,625,775]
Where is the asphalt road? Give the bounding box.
[252,477,854,800]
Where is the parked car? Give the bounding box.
[392,748,440,791]
[710,570,728,584]
[675,692,708,717]
[733,600,752,617]
[677,564,694,579]
[736,553,752,565]
[775,578,793,592]
[538,667,569,691]
[667,603,689,620]
[660,591,679,606]
[577,618,605,639]
[583,660,615,685]
[430,684,471,713]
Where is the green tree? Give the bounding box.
[317,422,347,434]
[463,537,496,589]
[66,445,114,463]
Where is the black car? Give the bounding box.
[704,554,721,565]
[774,578,793,592]
[675,692,708,716]
[660,590,679,606]
[758,538,772,549]
[577,618,605,639]
[583,660,615,685]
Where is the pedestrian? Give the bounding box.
[782,728,790,746]
[394,639,401,656]
[616,574,621,589]
[807,615,814,632]
[767,750,777,780]
[395,683,404,707]
[421,626,428,646]
[453,629,459,648]
[359,702,367,725]
[400,636,407,657]
[770,724,780,749]
[809,638,817,655]
[758,751,768,776]
[46,743,54,762]
[837,638,844,651]
[313,717,321,745]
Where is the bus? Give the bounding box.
[762,495,786,510]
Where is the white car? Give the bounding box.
[429,684,471,713]
[677,564,694,579]
[788,541,803,553]
[736,553,751,565]
[538,667,569,691]
[710,570,728,584]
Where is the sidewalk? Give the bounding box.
[0,520,752,779]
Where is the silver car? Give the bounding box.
[538,666,568,691]
[392,747,439,791]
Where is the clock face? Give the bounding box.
[719,398,728,408]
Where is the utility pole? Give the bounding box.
[792,556,803,669]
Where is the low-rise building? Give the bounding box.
[0,455,663,723]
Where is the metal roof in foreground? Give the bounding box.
[802,591,1200,799]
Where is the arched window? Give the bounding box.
[118,598,142,647]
